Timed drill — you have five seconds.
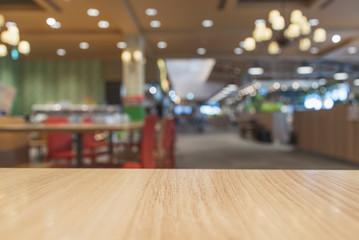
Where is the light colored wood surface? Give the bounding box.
[0,122,143,132]
[0,169,358,240]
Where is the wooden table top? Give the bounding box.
[0,121,143,132]
[0,169,358,240]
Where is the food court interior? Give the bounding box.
[2,1,359,240]
[1,0,359,170]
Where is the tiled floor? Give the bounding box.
[176,127,359,169]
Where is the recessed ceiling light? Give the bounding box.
[87,8,99,17]
[51,21,61,29]
[281,85,288,91]
[145,8,157,16]
[46,18,56,26]
[186,92,194,100]
[197,48,206,55]
[150,20,161,28]
[56,49,66,56]
[273,82,280,90]
[310,47,319,54]
[292,82,299,90]
[248,67,263,75]
[5,22,16,28]
[334,72,348,80]
[149,86,157,95]
[157,41,167,49]
[98,20,110,28]
[312,82,319,89]
[202,20,213,28]
[254,19,266,25]
[354,79,359,86]
[297,66,313,75]
[319,78,327,85]
[79,42,89,50]
[331,34,341,43]
[234,47,243,55]
[308,19,319,26]
[347,46,358,55]
[117,41,127,49]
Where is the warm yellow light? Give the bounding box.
[8,25,19,34]
[268,10,280,24]
[264,27,272,41]
[272,15,285,31]
[299,15,308,24]
[18,40,30,55]
[255,19,266,28]
[313,28,326,43]
[121,51,131,62]
[299,38,311,51]
[133,50,143,62]
[268,41,280,55]
[285,23,301,39]
[290,9,303,23]
[244,37,256,51]
[300,21,311,35]
[0,44,7,57]
[157,58,170,93]
[253,28,263,42]
[253,20,267,42]
[174,96,181,104]
[0,15,4,27]
[1,26,20,46]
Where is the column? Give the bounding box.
[122,35,146,122]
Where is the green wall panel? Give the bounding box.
[20,60,104,114]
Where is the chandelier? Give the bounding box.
[243,9,327,55]
[0,14,31,60]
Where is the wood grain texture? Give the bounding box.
[0,122,143,133]
[0,169,358,240]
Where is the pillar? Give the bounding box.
[122,35,146,122]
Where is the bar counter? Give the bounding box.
[0,169,358,239]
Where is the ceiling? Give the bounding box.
[1,0,359,100]
[1,0,358,60]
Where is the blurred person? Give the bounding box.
[193,106,205,133]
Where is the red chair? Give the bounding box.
[45,117,76,167]
[162,117,176,168]
[82,117,108,165]
[122,115,158,168]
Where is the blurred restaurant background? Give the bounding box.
[0,0,359,169]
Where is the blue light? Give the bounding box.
[200,105,221,115]
[11,48,19,60]
[323,98,334,109]
[169,90,176,98]
[184,106,192,114]
[258,87,268,96]
[304,93,322,110]
[174,105,192,115]
[325,85,349,102]
[186,92,194,100]
[174,105,183,115]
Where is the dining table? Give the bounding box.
[0,169,358,240]
[0,122,143,167]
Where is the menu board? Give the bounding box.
[0,83,16,114]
